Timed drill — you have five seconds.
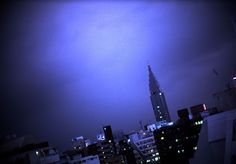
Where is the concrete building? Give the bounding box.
[190,109,236,164]
[129,130,160,163]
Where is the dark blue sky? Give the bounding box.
[1,1,236,150]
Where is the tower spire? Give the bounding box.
[148,65,160,94]
[148,65,171,122]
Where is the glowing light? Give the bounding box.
[36,151,39,155]
[175,139,178,142]
[161,137,164,140]
[159,92,162,96]
[195,121,203,125]
[233,76,236,80]
[157,106,160,108]
[168,122,173,126]
[193,147,197,150]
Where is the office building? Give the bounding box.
[148,65,171,122]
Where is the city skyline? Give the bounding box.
[1,1,236,150]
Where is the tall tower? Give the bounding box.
[148,65,171,122]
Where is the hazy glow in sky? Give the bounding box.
[1,1,236,150]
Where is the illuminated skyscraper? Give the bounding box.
[148,65,171,122]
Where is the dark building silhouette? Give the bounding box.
[153,108,203,164]
[103,125,114,142]
[177,108,190,121]
[118,138,136,164]
[190,104,206,119]
[148,65,171,122]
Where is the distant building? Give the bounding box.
[35,147,60,164]
[72,136,86,150]
[190,104,206,119]
[213,87,236,112]
[148,65,171,122]
[177,108,190,121]
[118,138,136,164]
[0,135,60,164]
[68,155,100,164]
[190,108,236,164]
[103,125,115,143]
[95,125,119,163]
[96,134,105,141]
[129,130,160,163]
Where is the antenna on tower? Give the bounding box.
[212,68,219,76]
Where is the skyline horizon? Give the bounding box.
[1,1,236,150]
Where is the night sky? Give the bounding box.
[1,1,236,150]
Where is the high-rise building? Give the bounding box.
[148,65,171,122]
